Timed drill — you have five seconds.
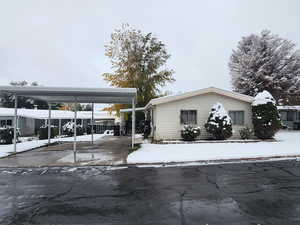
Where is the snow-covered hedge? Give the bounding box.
[62,122,84,137]
[181,125,201,141]
[0,127,19,145]
[205,103,232,140]
[38,125,59,140]
[252,91,281,139]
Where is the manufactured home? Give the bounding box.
[277,106,300,130]
[144,87,255,141]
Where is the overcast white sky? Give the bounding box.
[1,0,300,96]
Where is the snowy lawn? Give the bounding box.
[127,131,300,164]
[0,134,105,158]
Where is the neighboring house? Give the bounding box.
[0,108,117,136]
[277,106,300,130]
[144,87,254,141]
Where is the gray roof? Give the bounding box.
[145,87,254,109]
[0,86,137,104]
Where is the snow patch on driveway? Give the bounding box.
[0,134,105,158]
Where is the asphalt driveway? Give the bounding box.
[1,160,300,225]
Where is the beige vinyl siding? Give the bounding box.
[153,93,253,140]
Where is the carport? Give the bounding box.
[0,86,137,163]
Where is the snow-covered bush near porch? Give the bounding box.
[38,125,59,140]
[62,122,84,137]
[205,103,232,140]
[239,127,252,140]
[252,91,281,139]
[0,127,20,144]
[181,125,201,141]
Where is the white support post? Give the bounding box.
[132,98,135,149]
[58,119,61,137]
[73,100,77,163]
[91,103,94,145]
[48,103,51,145]
[13,95,18,153]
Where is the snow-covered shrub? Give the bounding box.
[252,91,281,139]
[0,127,19,144]
[38,125,59,140]
[181,125,201,141]
[103,130,114,135]
[239,127,252,140]
[62,122,84,137]
[205,103,232,140]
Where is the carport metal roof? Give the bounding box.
[0,86,137,103]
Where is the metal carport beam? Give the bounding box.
[132,97,135,149]
[73,99,78,163]
[13,95,18,153]
[91,103,94,145]
[48,103,51,145]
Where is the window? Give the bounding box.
[229,111,245,125]
[0,120,12,127]
[287,111,295,121]
[0,120,5,127]
[180,110,197,124]
[280,111,287,121]
[6,120,12,126]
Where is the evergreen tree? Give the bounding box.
[229,30,300,105]
[252,90,281,139]
[205,103,232,140]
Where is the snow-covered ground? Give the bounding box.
[0,134,105,158]
[127,131,300,164]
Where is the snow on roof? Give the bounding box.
[0,108,116,120]
[145,87,254,108]
[277,105,300,111]
[252,90,276,106]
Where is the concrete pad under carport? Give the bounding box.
[0,136,132,167]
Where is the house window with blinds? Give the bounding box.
[229,111,245,125]
[180,110,197,124]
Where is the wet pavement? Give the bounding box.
[0,136,131,167]
[1,160,300,225]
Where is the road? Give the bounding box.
[1,160,300,225]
